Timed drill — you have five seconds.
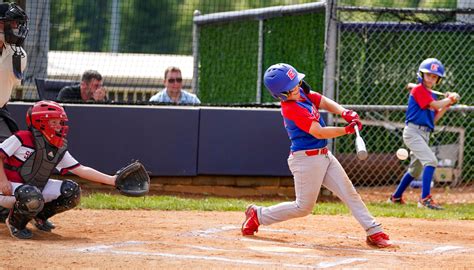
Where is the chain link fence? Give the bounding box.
[333,4,473,199]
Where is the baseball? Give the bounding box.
[396,148,409,160]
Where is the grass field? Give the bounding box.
[80,193,474,220]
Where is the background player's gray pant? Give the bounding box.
[403,124,438,178]
[255,151,382,236]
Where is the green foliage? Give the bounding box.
[50,0,109,51]
[120,0,183,54]
[80,193,474,220]
[50,0,318,54]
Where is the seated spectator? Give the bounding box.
[57,70,107,102]
[149,66,200,105]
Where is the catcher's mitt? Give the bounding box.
[115,161,150,197]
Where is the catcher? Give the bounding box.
[0,100,149,239]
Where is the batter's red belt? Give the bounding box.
[291,147,328,156]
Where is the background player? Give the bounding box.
[0,101,127,239]
[241,63,393,248]
[0,2,28,222]
[388,58,459,210]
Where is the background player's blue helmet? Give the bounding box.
[263,63,305,101]
[417,58,445,84]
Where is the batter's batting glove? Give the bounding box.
[447,92,461,105]
[344,120,362,134]
[341,109,360,123]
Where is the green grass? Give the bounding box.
[80,193,474,220]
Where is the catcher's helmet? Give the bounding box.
[26,101,69,148]
[263,63,305,101]
[0,2,28,46]
[417,58,445,84]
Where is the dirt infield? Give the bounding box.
[0,210,473,269]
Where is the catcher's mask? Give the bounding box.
[26,101,69,148]
[417,58,445,85]
[0,2,28,47]
[263,63,305,101]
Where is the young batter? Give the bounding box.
[241,63,393,248]
[388,58,459,210]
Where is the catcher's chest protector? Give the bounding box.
[19,129,67,190]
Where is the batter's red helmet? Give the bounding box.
[263,63,305,101]
[26,101,69,148]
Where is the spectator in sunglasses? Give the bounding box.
[149,66,200,105]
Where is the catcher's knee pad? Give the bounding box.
[14,184,44,216]
[56,180,81,210]
[9,185,45,230]
[36,180,81,221]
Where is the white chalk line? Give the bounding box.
[71,225,473,269]
[186,225,473,256]
[74,240,365,269]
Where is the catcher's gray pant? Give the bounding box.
[403,123,438,178]
[0,179,63,208]
[255,150,382,236]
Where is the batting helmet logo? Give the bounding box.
[430,64,439,72]
[286,69,296,80]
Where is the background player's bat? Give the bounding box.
[406,83,447,96]
[354,125,368,160]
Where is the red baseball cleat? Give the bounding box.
[387,195,405,204]
[241,205,259,236]
[366,232,393,248]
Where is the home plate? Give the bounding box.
[248,245,313,253]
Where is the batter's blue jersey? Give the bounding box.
[405,84,436,131]
[281,90,327,152]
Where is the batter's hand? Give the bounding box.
[344,120,362,134]
[341,109,360,123]
[0,179,12,196]
[446,92,460,105]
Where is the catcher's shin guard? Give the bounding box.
[0,206,10,223]
[7,185,44,239]
[35,180,81,226]
[33,217,56,232]
[6,213,33,239]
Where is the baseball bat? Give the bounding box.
[406,83,446,96]
[354,125,368,160]
[406,83,465,110]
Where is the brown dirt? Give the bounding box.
[0,209,473,269]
